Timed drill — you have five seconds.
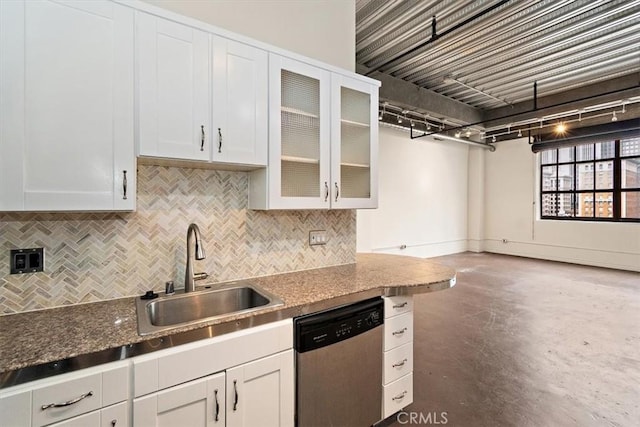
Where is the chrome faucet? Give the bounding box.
[185,223,207,292]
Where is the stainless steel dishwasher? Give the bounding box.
[295,297,384,427]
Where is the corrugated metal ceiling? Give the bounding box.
[356,0,640,110]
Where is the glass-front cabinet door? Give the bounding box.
[249,54,378,210]
[331,74,378,209]
[265,55,331,209]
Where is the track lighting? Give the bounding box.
[611,111,617,122]
[466,129,471,137]
[492,135,496,143]
[555,123,567,134]
[455,131,461,138]
[517,129,522,137]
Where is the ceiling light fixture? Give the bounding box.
[397,115,402,124]
[555,122,567,134]
[466,129,471,137]
[517,129,522,137]
[492,135,496,143]
[455,131,461,138]
[611,111,618,122]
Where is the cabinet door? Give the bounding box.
[211,37,268,166]
[330,74,379,209]
[133,372,225,427]
[0,0,135,211]
[137,12,209,162]
[264,55,331,209]
[226,350,294,427]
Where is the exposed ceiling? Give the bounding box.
[356,0,640,142]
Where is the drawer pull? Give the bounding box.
[392,358,408,368]
[392,390,407,401]
[214,389,220,421]
[392,327,407,336]
[122,170,127,200]
[393,302,408,309]
[111,420,117,427]
[41,391,93,410]
[233,380,238,411]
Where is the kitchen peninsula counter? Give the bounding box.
[0,253,455,378]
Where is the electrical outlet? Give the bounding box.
[10,248,44,274]
[309,230,328,246]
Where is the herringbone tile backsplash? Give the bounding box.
[0,165,356,314]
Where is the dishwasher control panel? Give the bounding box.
[294,298,384,353]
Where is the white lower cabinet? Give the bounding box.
[133,350,294,427]
[132,319,294,427]
[133,372,225,427]
[226,350,294,427]
[381,296,414,420]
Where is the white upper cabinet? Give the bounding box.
[211,37,268,166]
[250,55,332,210]
[137,13,210,162]
[249,54,379,210]
[330,74,379,209]
[0,0,135,211]
[137,13,268,167]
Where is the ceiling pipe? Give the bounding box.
[409,125,495,151]
[430,133,496,152]
[412,84,640,139]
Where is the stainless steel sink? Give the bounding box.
[136,282,283,336]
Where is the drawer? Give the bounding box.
[383,296,413,318]
[384,312,413,351]
[30,362,129,427]
[100,401,129,427]
[47,402,129,427]
[32,372,103,427]
[383,342,413,385]
[382,373,413,419]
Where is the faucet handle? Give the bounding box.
[194,272,209,282]
[165,281,175,295]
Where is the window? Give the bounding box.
[540,137,640,221]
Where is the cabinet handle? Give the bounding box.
[324,182,329,202]
[122,170,127,200]
[111,420,117,427]
[393,302,408,309]
[334,182,339,202]
[233,380,238,411]
[392,390,407,401]
[392,358,408,368]
[214,389,220,421]
[218,128,222,153]
[392,327,407,336]
[41,391,93,410]
[201,125,205,151]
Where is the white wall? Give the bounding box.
[357,126,470,257]
[141,0,355,71]
[483,138,640,271]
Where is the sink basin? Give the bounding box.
[136,282,283,335]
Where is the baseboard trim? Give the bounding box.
[372,239,468,258]
[482,239,640,272]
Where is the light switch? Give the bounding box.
[309,230,327,246]
[10,248,44,274]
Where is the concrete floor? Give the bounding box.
[387,252,640,427]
